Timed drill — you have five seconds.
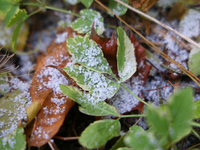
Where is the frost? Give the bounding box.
[64,0,80,5]
[36,55,70,94]
[70,9,104,34]
[108,0,128,16]
[67,36,112,74]
[55,32,68,44]
[179,9,200,38]
[156,0,177,7]
[108,76,143,114]
[65,65,119,103]
[0,89,28,138]
[117,27,137,82]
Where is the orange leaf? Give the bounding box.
[29,27,78,147]
[30,93,74,147]
[129,0,159,12]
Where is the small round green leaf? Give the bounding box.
[81,0,93,8]
[124,125,161,149]
[167,88,194,143]
[70,9,104,34]
[108,0,129,16]
[188,47,200,76]
[79,119,121,149]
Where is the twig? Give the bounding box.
[54,136,79,141]
[145,84,200,92]
[113,0,200,49]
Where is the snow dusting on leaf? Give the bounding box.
[64,65,120,102]
[188,46,200,76]
[0,89,27,138]
[70,9,104,34]
[60,85,120,116]
[179,9,200,38]
[0,127,26,150]
[117,27,137,82]
[108,0,128,16]
[67,35,112,74]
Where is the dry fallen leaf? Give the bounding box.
[29,27,78,147]
[129,0,159,12]
[129,31,152,113]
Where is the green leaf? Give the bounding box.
[60,85,120,116]
[110,135,126,150]
[146,105,169,137]
[0,89,27,138]
[0,127,26,150]
[108,0,129,16]
[7,9,27,28]
[194,100,200,119]
[64,65,120,100]
[116,148,131,150]
[4,5,19,26]
[117,27,137,82]
[167,88,194,143]
[124,125,161,149]
[188,47,200,76]
[12,21,24,51]
[0,0,14,17]
[67,36,112,74]
[70,9,104,34]
[81,0,93,8]
[79,119,121,149]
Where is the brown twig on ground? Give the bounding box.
[146,84,200,92]
[53,136,79,141]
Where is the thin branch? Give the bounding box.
[114,0,200,49]
[54,136,79,141]
[146,84,200,92]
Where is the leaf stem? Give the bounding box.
[192,129,200,139]
[21,2,80,17]
[21,2,41,7]
[121,114,145,118]
[191,122,200,128]
[45,6,80,17]
[120,83,149,106]
[111,73,149,106]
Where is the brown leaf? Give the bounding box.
[90,23,118,59]
[130,31,152,113]
[129,0,159,12]
[30,93,74,147]
[167,2,187,20]
[29,27,78,147]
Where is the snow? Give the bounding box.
[157,0,177,7]
[179,9,200,38]
[108,76,144,114]
[36,55,70,94]
[55,32,69,44]
[67,65,118,103]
